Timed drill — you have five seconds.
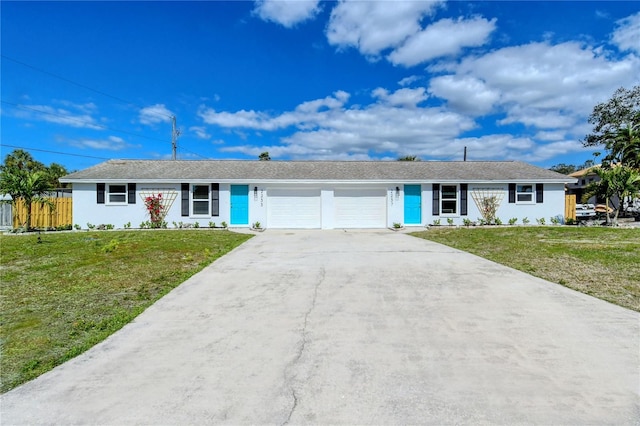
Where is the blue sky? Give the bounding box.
[2,1,639,172]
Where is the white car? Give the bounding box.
[576,203,596,220]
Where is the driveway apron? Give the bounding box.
[2,230,638,425]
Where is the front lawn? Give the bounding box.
[0,230,252,393]
[411,226,639,312]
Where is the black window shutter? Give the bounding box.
[128,183,136,204]
[97,183,105,204]
[181,183,189,216]
[460,184,468,216]
[508,183,516,203]
[211,183,219,216]
[536,183,544,203]
[432,184,440,216]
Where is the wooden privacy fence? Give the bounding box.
[12,198,73,229]
[565,194,576,221]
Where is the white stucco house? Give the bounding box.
[59,160,575,229]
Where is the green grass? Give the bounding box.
[411,227,640,312]
[0,230,252,393]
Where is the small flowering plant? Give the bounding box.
[144,193,165,226]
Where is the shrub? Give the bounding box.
[536,217,546,225]
[221,221,228,229]
[393,222,402,229]
[447,218,454,225]
[508,217,518,225]
[209,221,216,228]
[462,218,472,227]
[522,217,530,225]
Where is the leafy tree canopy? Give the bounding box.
[583,86,640,169]
[397,155,421,161]
[0,150,69,188]
[258,151,271,161]
[549,160,595,175]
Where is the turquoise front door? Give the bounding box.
[230,185,249,225]
[404,185,421,224]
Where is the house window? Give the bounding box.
[192,185,209,215]
[441,185,458,215]
[107,184,127,204]
[516,184,534,203]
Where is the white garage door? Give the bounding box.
[267,188,321,228]
[334,188,387,228]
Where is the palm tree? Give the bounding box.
[605,123,640,169]
[583,166,640,224]
[0,169,53,230]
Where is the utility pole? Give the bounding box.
[171,116,180,160]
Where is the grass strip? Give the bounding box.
[0,230,252,393]
[410,226,639,312]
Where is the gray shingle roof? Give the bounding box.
[60,160,574,183]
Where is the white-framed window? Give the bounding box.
[107,184,127,204]
[440,184,458,215]
[191,184,209,215]
[516,184,534,203]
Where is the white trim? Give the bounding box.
[190,184,210,217]
[106,184,127,205]
[516,184,535,204]
[440,184,459,216]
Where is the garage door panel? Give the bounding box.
[334,189,386,228]
[267,189,321,228]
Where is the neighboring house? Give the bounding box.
[59,160,575,229]
[567,165,601,205]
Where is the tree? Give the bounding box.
[258,152,271,161]
[0,169,53,230]
[549,163,577,175]
[583,86,640,169]
[397,155,420,161]
[0,149,46,174]
[583,165,640,224]
[46,163,70,188]
[0,149,64,229]
[605,124,640,169]
[549,160,596,175]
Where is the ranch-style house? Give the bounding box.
[60,160,575,229]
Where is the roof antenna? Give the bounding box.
[464,146,467,161]
[171,116,181,160]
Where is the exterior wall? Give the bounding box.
[421,182,567,226]
[71,181,568,229]
[72,182,233,229]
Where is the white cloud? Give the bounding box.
[198,91,349,131]
[611,12,640,54]
[70,136,134,151]
[16,103,103,129]
[428,75,500,116]
[388,17,497,67]
[139,104,173,125]
[203,87,475,160]
[189,126,211,140]
[326,0,443,58]
[430,41,640,130]
[371,87,428,108]
[253,0,321,28]
[398,75,421,87]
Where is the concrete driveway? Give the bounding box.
[2,230,638,425]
